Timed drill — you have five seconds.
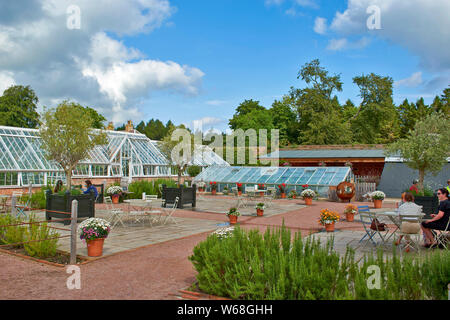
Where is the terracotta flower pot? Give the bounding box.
[256,209,264,216]
[281,193,286,199]
[373,199,383,209]
[228,215,238,224]
[292,195,296,199]
[346,212,354,222]
[212,189,216,195]
[238,191,242,196]
[325,222,335,232]
[112,194,120,204]
[304,197,312,205]
[260,192,264,197]
[86,238,105,257]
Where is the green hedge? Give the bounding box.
[189,225,449,300]
[127,179,177,199]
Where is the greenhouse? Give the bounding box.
[0,125,228,187]
[193,166,352,196]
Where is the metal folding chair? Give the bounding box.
[264,187,276,208]
[357,205,389,248]
[104,196,125,228]
[15,197,30,219]
[160,197,179,225]
[396,214,423,252]
[434,218,450,249]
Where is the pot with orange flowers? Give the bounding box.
[319,209,340,232]
[278,183,287,198]
[210,181,217,195]
[343,204,358,222]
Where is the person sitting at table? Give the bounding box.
[396,192,407,208]
[83,180,98,199]
[421,188,450,248]
[394,192,422,246]
[54,180,64,193]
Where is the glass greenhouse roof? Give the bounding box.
[193,166,351,186]
[0,126,228,172]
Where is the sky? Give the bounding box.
[0,0,449,133]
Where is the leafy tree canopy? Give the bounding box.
[0,85,40,128]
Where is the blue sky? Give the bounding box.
[0,0,448,132]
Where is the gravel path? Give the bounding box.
[0,199,394,299]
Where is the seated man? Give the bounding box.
[394,192,422,246]
[83,180,98,199]
[421,188,450,247]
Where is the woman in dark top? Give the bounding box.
[54,180,64,193]
[421,188,450,247]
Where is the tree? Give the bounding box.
[158,126,195,186]
[77,106,106,129]
[398,98,432,138]
[386,113,450,193]
[40,101,107,189]
[0,85,40,128]
[229,100,272,131]
[269,96,298,146]
[351,73,400,144]
[290,59,352,145]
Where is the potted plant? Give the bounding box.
[301,189,316,205]
[407,186,439,217]
[210,181,217,195]
[257,184,265,197]
[227,207,241,225]
[107,186,123,204]
[255,203,265,216]
[370,191,385,209]
[236,183,243,196]
[288,190,297,199]
[278,183,287,198]
[198,181,205,192]
[319,209,340,232]
[343,204,358,222]
[223,186,229,195]
[79,218,111,257]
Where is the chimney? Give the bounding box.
[106,122,114,131]
[125,120,134,133]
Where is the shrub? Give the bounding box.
[23,214,59,258]
[189,225,450,300]
[187,165,201,177]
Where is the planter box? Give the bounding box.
[414,195,439,218]
[45,190,96,225]
[162,184,196,209]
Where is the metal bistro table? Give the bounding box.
[123,199,153,225]
[372,209,425,244]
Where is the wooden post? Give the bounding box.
[70,199,78,265]
[11,195,17,217]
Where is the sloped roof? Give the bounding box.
[262,149,387,159]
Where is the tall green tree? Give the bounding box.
[229,99,272,131]
[386,113,450,193]
[0,85,40,128]
[39,101,107,189]
[75,105,106,129]
[351,73,400,144]
[270,96,298,146]
[290,59,352,145]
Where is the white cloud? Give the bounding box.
[206,100,228,106]
[0,71,15,94]
[329,0,450,71]
[326,37,370,51]
[266,0,319,10]
[0,0,204,125]
[394,72,423,88]
[313,17,327,35]
[192,117,223,132]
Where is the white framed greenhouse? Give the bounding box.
[0,125,229,188]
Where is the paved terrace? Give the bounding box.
[1,195,432,300]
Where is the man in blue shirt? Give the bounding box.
[83,180,98,198]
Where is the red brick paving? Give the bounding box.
[0,199,395,299]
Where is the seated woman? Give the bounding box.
[83,180,98,199]
[421,188,450,247]
[394,192,422,246]
[54,180,64,193]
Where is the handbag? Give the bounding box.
[370,218,387,231]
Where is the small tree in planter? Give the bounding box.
[319,209,340,232]
[386,112,450,194]
[370,191,385,208]
[40,101,107,190]
[227,207,241,224]
[79,218,111,257]
[255,203,265,216]
[107,186,123,204]
[301,189,316,205]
